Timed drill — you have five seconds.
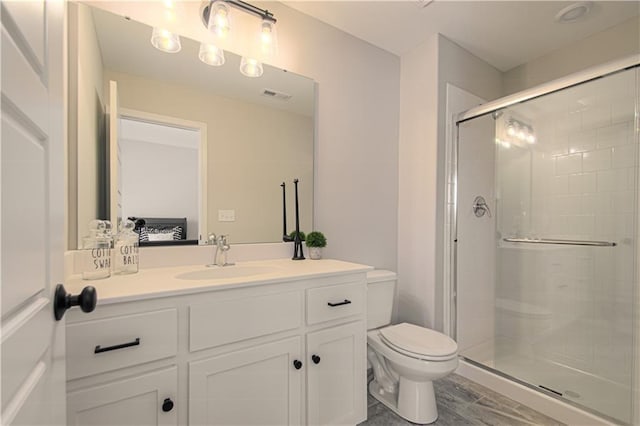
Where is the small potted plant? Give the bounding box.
[305,231,326,260]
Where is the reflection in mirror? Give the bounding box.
[120,114,202,243]
[68,2,315,248]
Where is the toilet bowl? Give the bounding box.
[367,271,458,424]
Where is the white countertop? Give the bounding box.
[67,258,373,305]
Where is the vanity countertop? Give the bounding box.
[66,258,372,305]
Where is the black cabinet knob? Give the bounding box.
[162,398,174,413]
[53,284,97,321]
[312,354,321,364]
[293,360,303,370]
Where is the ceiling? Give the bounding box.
[283,1,639,71]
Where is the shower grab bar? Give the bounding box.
[503,238,616,247]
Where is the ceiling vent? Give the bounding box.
[261,88,292,101]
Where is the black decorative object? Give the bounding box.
[327,299,352,307]
[293,360,303,370]
[292,179,305,260]
[94,338,141,354]
[53,284,97,321]
[311,354,321,364]
[281,182,293,242]
[162,398,174,413]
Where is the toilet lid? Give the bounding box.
[380,323,458,360]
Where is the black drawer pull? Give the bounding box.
[327,299,351,307]
[94,338,140,354]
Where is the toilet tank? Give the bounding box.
[366,270,397,330]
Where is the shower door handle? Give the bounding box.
[473,196,491,218]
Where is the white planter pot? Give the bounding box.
[308,247,322,260]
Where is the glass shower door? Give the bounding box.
[455,67,638,424]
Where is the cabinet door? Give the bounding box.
[189,337,303,425]
[67,366,177,426]
[307,321,366,425]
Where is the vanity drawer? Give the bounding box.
[306,282,365,325]
[190,291,302,352]
[66,308,177,380]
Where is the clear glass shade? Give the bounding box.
[198,43,225,66]
[150,27,181,53]
[259,19,277,58]
[207,1,231,39]
[239,57,263,78]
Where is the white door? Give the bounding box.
[67,366,177,426]
[189,337,303,425]
[1,1,66,424]
[306,321,366,426]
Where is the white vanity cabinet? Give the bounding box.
[65,261,369,426]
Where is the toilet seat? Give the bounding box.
[379,323,458,361]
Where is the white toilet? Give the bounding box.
[367,270,458,424]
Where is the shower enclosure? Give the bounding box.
[452,61,638,424]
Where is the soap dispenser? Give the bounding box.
[114,220,139,275]
[81,220,112,280]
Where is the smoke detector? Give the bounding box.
[555,2,593,23]
[261,88,292,101]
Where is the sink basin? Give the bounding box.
[175,265,278,281]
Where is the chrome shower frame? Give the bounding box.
[444,54,640,424]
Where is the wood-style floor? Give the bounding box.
[360,374,564,425]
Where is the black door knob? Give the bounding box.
[162,398,174,413]
[53,284,97,321]
[312,354,321,364]
[293,360,303,370]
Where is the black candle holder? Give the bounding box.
[281,182,293,242]
[291,179,305,260]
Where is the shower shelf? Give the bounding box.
[503,238,616,247]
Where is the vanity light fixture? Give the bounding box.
[200,0,278,77]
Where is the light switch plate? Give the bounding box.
[218,209,235,222]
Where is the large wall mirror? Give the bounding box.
[68,2,315,248]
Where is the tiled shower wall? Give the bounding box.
[496,69,637,388]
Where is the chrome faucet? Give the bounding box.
[207,233,234,267]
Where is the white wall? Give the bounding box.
[397,34,502,329]
[503,16,640,95]
[86,1,400,269]
[120,136,199,240]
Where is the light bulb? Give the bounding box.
[208,1,230,39]
[199,43,225,66]
[151,27,181,53]
[240,57,263,78]
[506,122,516,137]
[259,19,277,57]
[526,133,536,144]
[162,0,177,22]
[517,130,526,140]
